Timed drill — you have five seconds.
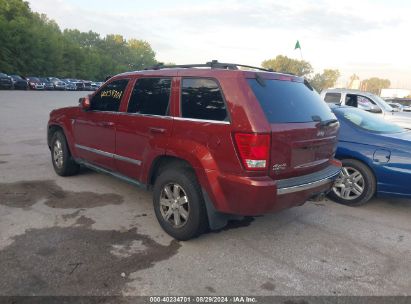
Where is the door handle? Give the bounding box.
[149,127,166,134]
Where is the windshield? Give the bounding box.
[247,78,335,123]
[337,107,405,133]
[372,94,394,112]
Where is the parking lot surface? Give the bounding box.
[0,91,410,296]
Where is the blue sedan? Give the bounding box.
[329,106,411,205]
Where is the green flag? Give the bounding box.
[294,40,301,50]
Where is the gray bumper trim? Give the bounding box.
[277,166,341,195]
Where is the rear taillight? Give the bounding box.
[234,133,270,171]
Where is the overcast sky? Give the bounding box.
[27,0,411,88]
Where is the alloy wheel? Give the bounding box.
[332,166,365,200]
[159,183,190,228]
[53,139,64,168]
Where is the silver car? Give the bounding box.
[321,88,411,129]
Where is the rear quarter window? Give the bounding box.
[324,93,341,104]
[247,79,335,123]
[181,78,228,122]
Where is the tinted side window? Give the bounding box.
[324,93,341,104]
[91,79,129,112]
[127,78,171,115]
[181,78,228,121]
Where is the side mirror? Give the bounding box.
[79,97,91,111]
[358,104,372,111]
[368,105,382,113]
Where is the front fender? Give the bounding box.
[48,107,80,156]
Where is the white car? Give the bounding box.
[321,89,411,129]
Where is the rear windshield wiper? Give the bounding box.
[312,116,338,126]
[255,73,266,87]
[304,79,314,91]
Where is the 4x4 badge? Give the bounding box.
[317,130,326,137]
[272,163,287,172]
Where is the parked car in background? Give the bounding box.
[10,75,28,90]
[55,80,67,91]
[0,73,13,90]
[329,105,411,205]
[385,98,411,112]
[47,77,66,90]
[47,61,341,240]
[321,88,411,129]
[61,79,77,91]
[91,81,99,91]
[39,78,55,90]
[69,79,85,91]
[26,77,45,90]
[82,80,92,91]
[387,102,404,112]
[90,81,104,91]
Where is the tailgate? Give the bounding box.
[270,122,338,179]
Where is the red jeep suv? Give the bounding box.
[47,61,341,240]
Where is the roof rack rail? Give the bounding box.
[143,60,274,72]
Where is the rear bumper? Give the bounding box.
[205,163,341,216]
[277,165,341,195]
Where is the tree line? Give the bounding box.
[0,0,157,80]
[1,0,391,93]
[262,55,391,94]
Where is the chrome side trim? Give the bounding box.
[173,117,230,124]
[75,144,142,166]
[117,112,173,119]
[75,144,113,158]
[113,154,142,166]
[277,171,340,195]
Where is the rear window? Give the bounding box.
[247,79,335,123]
[336,107,405,134]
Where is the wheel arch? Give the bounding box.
[147,155,195,187]
[335,155,378,188]
[48,124,64,148]
[48,124,75,157]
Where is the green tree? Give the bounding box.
[309,69,340,92]
[0,0,158,80]
[261,55,313,77]
[362,77,391,95]
[126,39,156,71]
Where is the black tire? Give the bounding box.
[328,159,376,206]
[50,130,80,176]
[153,166,208,240]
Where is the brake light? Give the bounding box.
[234,133,270,171]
